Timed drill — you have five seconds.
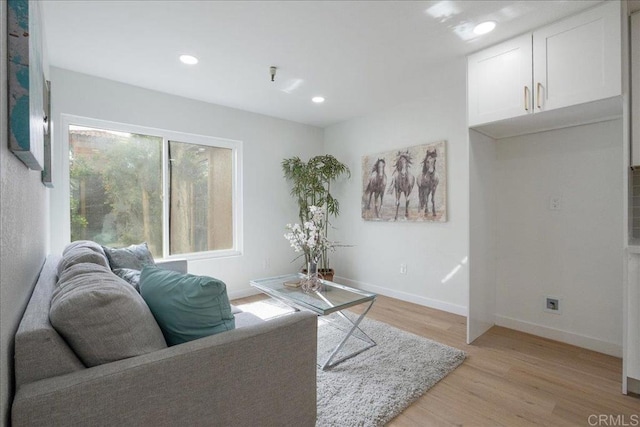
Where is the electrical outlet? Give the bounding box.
[263,258,270,270]
[549,196,562,211]
[400,263,407,275]
[544,296,561,314]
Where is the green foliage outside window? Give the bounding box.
[69,127,163,255]
[69,126,233,257]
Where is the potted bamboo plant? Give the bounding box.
[282,154,350,282]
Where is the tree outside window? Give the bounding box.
[69,125,235,258]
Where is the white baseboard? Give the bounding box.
[232,276,622,358]
[627,377,640,394]
[335,275,468,317]
[495,314,622,357]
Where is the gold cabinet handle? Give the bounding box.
[524,86,530,111]
[536,82,543,109]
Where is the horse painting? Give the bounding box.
[387,151,415,220]
[364,158,387,218]
[418,148,440,217]
[361,140,447,222]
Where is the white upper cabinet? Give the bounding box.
[468,34,532,126]
[468,1,621,128]
[533,1,621,113]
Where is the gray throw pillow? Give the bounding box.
[113,268,142,291]
[102,242,156,270]
[50,264,167,367]
[57,246,110,277]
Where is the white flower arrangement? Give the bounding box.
[284,205,335,266]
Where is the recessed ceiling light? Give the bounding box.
[312,96,325,103]
[473,21,496,35]
[179,54,198,65]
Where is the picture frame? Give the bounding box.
[7,0,46,170]
[362,140,447,222]
[42,79,53,187]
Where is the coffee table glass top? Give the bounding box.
[250,274,376,316]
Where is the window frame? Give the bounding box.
[61,114,243,260]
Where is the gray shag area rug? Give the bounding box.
[316,315,466,427]
[235,300,466,427]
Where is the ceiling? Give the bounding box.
[41,1,602,128]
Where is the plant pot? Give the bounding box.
[319,268,334,283]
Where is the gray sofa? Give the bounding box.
[12,254,317,426]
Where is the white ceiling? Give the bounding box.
[41,1,602,128]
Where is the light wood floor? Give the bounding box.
[232,294,639,426]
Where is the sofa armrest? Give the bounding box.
[155,258,187,274]
[12,312,317,427]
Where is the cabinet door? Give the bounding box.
[468,34,532,127]
[626,252,640,388]
[533,1,621,113]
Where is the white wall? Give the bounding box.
[494,120,624,355]
[323,59,469,315]
[49,68,324,298]
[468,129,497,342]
[47,53,624,363]
[0,2,49,424]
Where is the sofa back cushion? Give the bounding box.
[57,245,110,277]
[50,263,167,367]
[140,266,235,345]
[63,240,107,257]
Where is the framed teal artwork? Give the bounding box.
[7,0,46,170]
[42,79,52,187]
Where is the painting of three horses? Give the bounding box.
[362,140,447,222]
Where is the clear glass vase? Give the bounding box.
[301,260,322,293]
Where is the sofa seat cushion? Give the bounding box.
[50,263,167,367]
[140,266,235,346]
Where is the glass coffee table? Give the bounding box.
[250,274,377,370]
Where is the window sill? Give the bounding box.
[161,249,242,262]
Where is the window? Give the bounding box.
[168,141,233,254]
[67,118,242,259]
